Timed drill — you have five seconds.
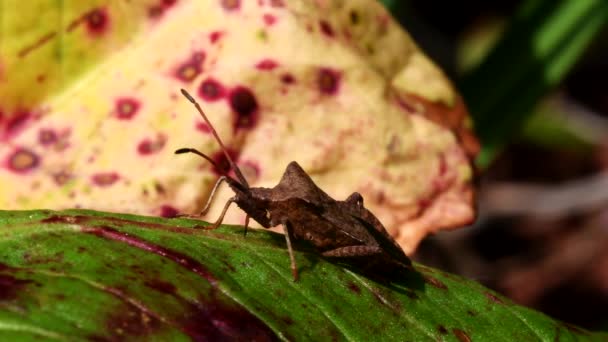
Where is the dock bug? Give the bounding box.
[176,89,411,280]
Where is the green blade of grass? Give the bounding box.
[460,0,608,166]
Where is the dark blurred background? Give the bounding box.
[385,0,608,331]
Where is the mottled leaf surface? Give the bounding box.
[0,0,477,254]
[0,210,604,341]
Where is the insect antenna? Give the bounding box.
[175,147,219,169]
[179,88,250,188]
[174,147,240,185]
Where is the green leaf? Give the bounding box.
[459,0,608,166]
[520,101,597,151]
[1,210,605,341]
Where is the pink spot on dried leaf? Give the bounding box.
[115,98,141,120]
[196,122,212,134]
[349,10,360,25]
[159,205,179,218]
[210,149,239,177]
[148,6,164,18]
[319,20,334,37]
[438,154,447,176]
[209,31,224,44]
[38,128,59,146]
[174,51,205,82]
[255,59,279,71]
[342,28,352,40]
[229,86,259,130]
[198,78,225,101]
[318,68,341,95]
[137,134,167,155]
[5,148,40,174]
[263,14,277,26]
[1,110,33,141]
[155,182,166,195]
[86,8,109,36]
[91,172,120,187]
[270,0,284,7]
[281,73,295,84]
[53,170,73,186]
[221,0,241,11]
[148,0,178,18]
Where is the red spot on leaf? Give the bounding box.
[115,98,141,120]
[229,86,259,130]
[318,68,341,95]
[148,6,164,18]
[1,110,32,141]
[159,205,179,218]
[196,122,212,134]
[255,59,279,71]
[137,134,167,155]
[319,20,334,37]
[210,149,239,177]
[270,0,284,7]
[262,14,277,26]
[347,282,361,294]
[438,154,447,176]
[38,128,58,146]
[148,0,177,18]
[0,274,32,301]
[209,31,224,44]
[174,51,205,82]
[53,170,73,186]
[145,279,177,293]
[86,8,109,36]
[91,172,120,187]
[281,73,295,84]
[221,0,241,11]
[5,148,40,174]
[198,78,225,101]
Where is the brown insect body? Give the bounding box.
[176,89,410,280]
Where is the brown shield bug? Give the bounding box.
[176,89,411,280]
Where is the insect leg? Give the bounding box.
[243,214,250,237]
[208,196,236,229]
[281,222,299,281]
[200,176,227,216]
[322,245,382,258]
